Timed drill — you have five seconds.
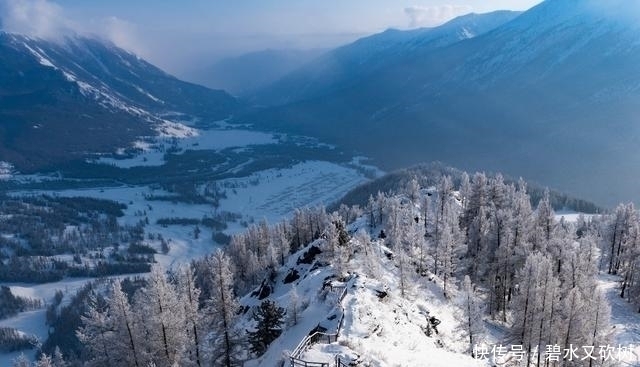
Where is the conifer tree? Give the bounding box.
[248,300,286,356]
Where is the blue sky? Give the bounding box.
[1,0,543,76]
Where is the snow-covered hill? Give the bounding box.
[239,231,486,367]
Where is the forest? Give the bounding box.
[8,170,640,367]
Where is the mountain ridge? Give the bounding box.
[239,0,640,206]
[0,32,238,172]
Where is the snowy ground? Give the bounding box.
[94,127,276,168]
[598,274,640,366]
[219,160,367,224]
[554,210,597,223]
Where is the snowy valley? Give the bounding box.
[3,0,640,366]
[4,168,640,367]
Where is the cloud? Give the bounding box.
[100,16,148,56]
[0,0,148,56]
[404,5,473,28]
[0,0,73,40]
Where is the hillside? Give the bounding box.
[252,10,520,106]
[241,0,640,206]
[15,167,637,367]
[190,48,325,95]
[0,32,238,172]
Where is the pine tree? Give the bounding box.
[248,300,286,356]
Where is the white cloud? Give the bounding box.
[0,0,148,56]
[404,4,473,28]
[0,0,72,40]
[101,16,148,56]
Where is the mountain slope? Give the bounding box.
[242,0,640,206]
[0,32,238,172]
[252,10,521,106]
[190,48,325,95]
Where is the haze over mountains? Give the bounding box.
[190,48,326,95]
[240,0,640,206]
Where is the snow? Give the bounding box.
[598,274,640,365]
[554,210,597,223]
[133,85,163,104]
[23,43,56,69]
[240,230,489,367]
[94,127,276,168]
[0,275,142,367]
[154,120,198,138]
[219,161,367,223]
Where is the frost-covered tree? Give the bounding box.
[434,176,453,269]
[439,205,462,299]
[52,348,66,367]
[207,250,242,367]
[271,222,291,266]
[584,290,612,367]
[406,177,421,204]
[35,354,54,367]
[355,229,380,277]
[136,266,186,367]
[178,266,205,367]
[107,281,144,367]
[12,354,30,367]
[77,294,114,367]
[396,245,410,298]
[287,286,301,326]
[456,276,484,357]
[534,189,555,252]
[510,253,561,364]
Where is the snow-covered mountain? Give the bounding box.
[0,32,238,172]
[251,10,521,106]
[245,0,640,206]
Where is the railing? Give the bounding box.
[334,355,349,367]
[288,278,352,367]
